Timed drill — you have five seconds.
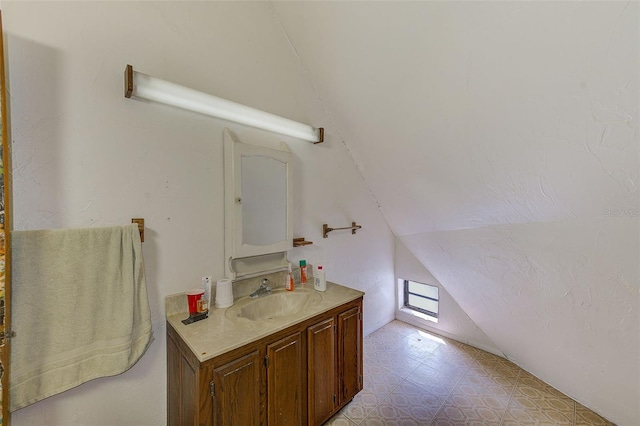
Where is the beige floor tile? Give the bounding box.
[512,381,575,409]
[505,382,575,425]
[473,349,504,360]
[501,406,574,425]
[386,381,446,423]
[423,364,469,386]
[382,320,419,336]
[362,366,404,396]
[455,379,514,399]
[432,420,501,426]
[447,382,512,410]
[324,412,358,426]
[450,340,485,357]
[431,400,505,425]
[407,361,465,389]
[398,338,441,363]
[329,320,615,426]
[379,358,421,379]
[516,370,570,399]
[575,403,616,425]
[363,362,387,376]
[405,331,445,348]
[440,345,479,365]
[457,370,519,389]
[364,340,412,367]
[362,341,384,360]
[430,347,472,366]
[340,389,380,424]
[360,402,423,425]
[363,338,399,356]
[367,330,410,348]
[467,356,521,380]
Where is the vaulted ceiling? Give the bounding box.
[272,2,638,425]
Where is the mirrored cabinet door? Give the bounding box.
[224,129,293,279]
[240,152,288,248]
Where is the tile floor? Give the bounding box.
[326,320,615,426]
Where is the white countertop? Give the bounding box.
[166,281,364,363]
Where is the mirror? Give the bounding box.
[241,155,287,247]
[224,130,292,278]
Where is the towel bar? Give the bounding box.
[323,222,362,238]
[132,218,144,242]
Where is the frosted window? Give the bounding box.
[404,280,439,318]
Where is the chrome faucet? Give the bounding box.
[250,278,271,298]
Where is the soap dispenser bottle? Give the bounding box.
[286,264,295,291]
[314,265,326,292]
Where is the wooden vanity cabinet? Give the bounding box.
[307,305,363,425]
[166,321,207,425]
[307,318,337,425]
[212,350,263,425]
[166,297,363,426]
[337,306,363,405]
[266,331,304,425]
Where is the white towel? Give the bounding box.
[10,224,153,412]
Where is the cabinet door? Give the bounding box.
[167,328,200,426]
[307,318,336,426]
[267,331,303,425]
[337,306,363,405]
[213,350,263,426]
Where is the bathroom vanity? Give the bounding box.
[167,131,364,424]
[166,282,364,425]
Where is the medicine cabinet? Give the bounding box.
[224,129,292,279]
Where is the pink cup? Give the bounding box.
[186,289,205,316]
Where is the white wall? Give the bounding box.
[394,238,500,355]
[3,2,395,424]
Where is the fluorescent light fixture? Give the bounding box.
[124,65,323,143]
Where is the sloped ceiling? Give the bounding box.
[272,2,639,425]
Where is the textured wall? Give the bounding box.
[3,2,394,424]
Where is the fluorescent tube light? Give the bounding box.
[124,65,323,143]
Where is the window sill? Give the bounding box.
[399,306,438,324]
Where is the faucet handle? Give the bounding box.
[262,278,270,286]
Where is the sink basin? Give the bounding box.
[225,289,323,322]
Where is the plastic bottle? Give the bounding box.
[299,260,308,284]
[202,276,212,314]
[314,265,326,292]
[286,264,295,291]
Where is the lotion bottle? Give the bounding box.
[314,265,326,292]
[286,264,295,291]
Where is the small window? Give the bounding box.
[404,280,438,318]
